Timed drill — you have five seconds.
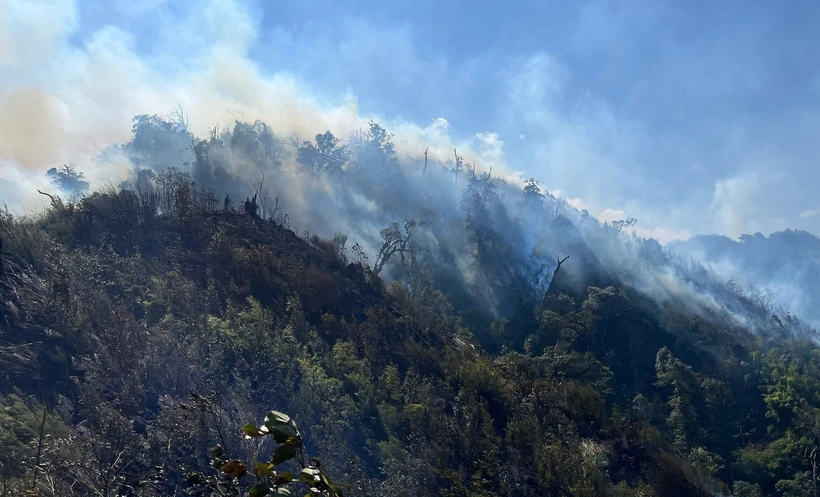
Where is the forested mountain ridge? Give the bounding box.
[669,230,820,328]
[1,114,819,496]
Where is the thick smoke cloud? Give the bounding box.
[0,0,514,213]
[710,172,760,239]
[1,0,816,336]
[670,231,820,329]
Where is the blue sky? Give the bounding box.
[2,0,820,242]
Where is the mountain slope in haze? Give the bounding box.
[544,214,613,299]
[670,230,820,327]
[2,114,820,496]
[41,113,814,339]
[3,189,819,497]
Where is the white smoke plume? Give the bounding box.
[0,0,513,212]
[1,0,815,336]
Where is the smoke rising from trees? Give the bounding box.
[2,0,817,334]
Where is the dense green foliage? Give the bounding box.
[2,116,820,496]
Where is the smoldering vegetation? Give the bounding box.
[5,109,820,497]
[38,110,816,339]
[670,231,820,329]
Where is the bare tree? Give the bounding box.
[287,133,301,153]
[332,231,350,264]
[30,405,47,492]
[423,147,429,176]
[202,187,218,212]
[373,219,425,275]
[543,254,571,298]
[40,414,141,497]
[554,255,570,276]
[249,172,270,220]
[270,196,284,223]
[37,190,64,211]
[451,148,465,185]
[133,178,159,222]
[168,104,188,131]
[612,218,638,233]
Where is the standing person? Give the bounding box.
[223,194,232,212]
[244,197,251,215]
[250,194,259,218]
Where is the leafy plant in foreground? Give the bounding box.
[187,410,343,497]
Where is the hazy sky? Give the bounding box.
[2,0,819,243]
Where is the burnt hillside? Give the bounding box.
[2,184,819,497]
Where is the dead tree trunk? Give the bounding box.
[249,172,269,220]
[543,254,570,300]
[37,190,63,210]
[423,147,429,176]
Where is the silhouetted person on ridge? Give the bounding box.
[250,193,259,219]
[223,194,231,212]
[244,198,251,215]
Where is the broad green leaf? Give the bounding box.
[270,444,298,466]
[297,467,320,484]
[263,411,300,443]
[270,423,300,444]
[263,410,291,427]
[320,474,342,494]
[242,423,268,438]
[273,488,291,496]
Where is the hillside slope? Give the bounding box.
[670,230,820,326]
[1,189,820,496]
[2,115,819,496]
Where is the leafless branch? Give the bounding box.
[423,146,429,176]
